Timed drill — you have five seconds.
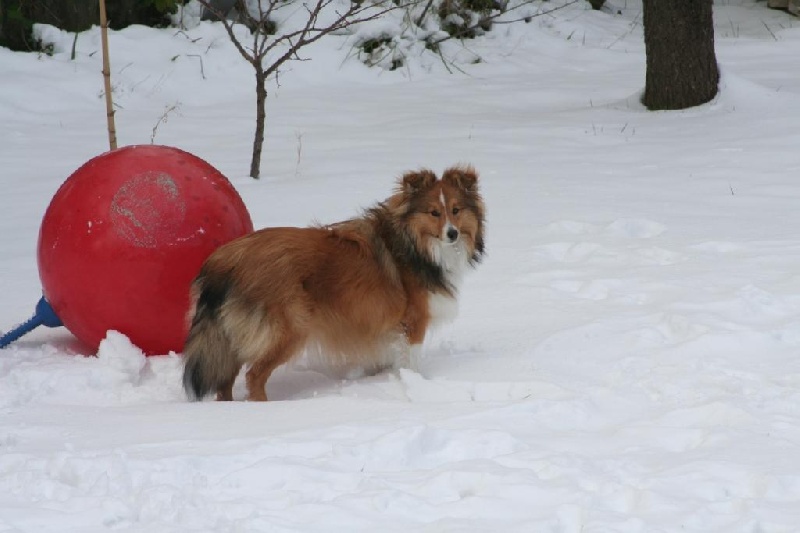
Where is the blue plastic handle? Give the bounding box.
[0,296,63,349]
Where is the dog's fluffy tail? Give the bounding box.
[182,272,240,401]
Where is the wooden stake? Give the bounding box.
[99,0,117,150]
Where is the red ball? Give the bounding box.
[37,145,253,355]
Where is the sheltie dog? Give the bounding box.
[182,165,485,401]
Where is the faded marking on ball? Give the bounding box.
[110,172,187,248]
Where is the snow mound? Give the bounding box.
[96,331,147,386]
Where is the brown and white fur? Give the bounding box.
[182,165,485,401]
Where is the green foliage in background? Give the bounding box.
[0,0,182,51]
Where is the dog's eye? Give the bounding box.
[430,209,441,217]
[452,207,460,215]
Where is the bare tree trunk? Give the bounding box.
[99,0,117,150]
[642,0,719,111]
[250,71,267,179]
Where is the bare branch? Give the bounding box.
[196,0,258,64]
[261,0,404,77]
[186,54,207,78]
[192,0,412,178]
[416,0,436,26]
[150,103,181,144]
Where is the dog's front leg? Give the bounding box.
[400,308,428,372]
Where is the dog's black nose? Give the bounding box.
[446,228,459,242]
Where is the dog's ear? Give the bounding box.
[400,169,437,195]
[442,165,478,192]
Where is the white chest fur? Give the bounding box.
[427,238,470,326]
[428,291,460,326]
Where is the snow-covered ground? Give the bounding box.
[2,1,800,531]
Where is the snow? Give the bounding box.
[2,0,800,530]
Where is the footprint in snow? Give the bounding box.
[541,220,601,235]
[541,219,666,240]
[337,423,523,472]
[530,242,682,266]
[605,219,667,239]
